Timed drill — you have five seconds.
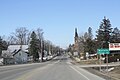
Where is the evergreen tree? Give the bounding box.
[0,37,2,57]
[29,31,39,62]
[0,36,8,57]
[111,27,120,42]
[85,39,95,54]
[84,27,95,55]
[96,17,112,48]
[88,27,93,39]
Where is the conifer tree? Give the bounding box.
[29,31,39,61]
[111,27,120,42]
[96,17,112,48]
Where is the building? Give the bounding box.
[13,49,28,64]
[74,28,79,51]
[73,28,80,57]
[2,50,14,65]
[2,45,29,64]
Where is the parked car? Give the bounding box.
[47,55,53,60]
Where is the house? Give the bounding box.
[13,49,28,64]
[2,50,14,65]
[2,45,29,64]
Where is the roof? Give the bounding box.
[8,45,28,52]
[2,45,28,58]
[12,49,28,56]
[2,50,13,58]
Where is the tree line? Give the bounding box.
[68,17,120,59]
[0,27,62,62]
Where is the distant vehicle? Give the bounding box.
[43,57,47,60]
[47,55,53,60]
[0,58,3,65]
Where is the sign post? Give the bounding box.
[99,54,102,71]
[97,49,110,72]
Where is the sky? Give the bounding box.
[0,0,120,48]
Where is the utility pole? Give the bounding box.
[41,40,44,62]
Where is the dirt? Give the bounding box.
[70,56,120,80]
[109,66,120,80]
[83,66,120,80]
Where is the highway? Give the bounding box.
[0,54,105,80]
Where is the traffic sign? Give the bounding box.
[97,49,110,54]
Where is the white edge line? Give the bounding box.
[70,66,90,80]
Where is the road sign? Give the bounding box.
[97,49,109,75]
[97,49,110,54]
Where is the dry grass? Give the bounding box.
[109,66,120,79]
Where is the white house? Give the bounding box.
[2,50,14,64]
[2,45,29,64]
[13,49,28,64]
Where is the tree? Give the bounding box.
[0,37,2,57]
[88,27,93,39]
[111,27,120,42]
[83,32,89,42]
[36,28,44,55]
[8,27,29,45]
[85,39,96,54]
[15,27,28,45]
[29,31,39,62]
[41,40,45,61]
[78,35,85,58]
[83,27,96,56]
[46,40,52,55]
[8,35,18,45]
[96,17,112,48]
[36,28,44,41]
[0,36,8,57]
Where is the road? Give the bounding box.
[0,54,105,80]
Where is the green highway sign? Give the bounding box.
[97,49,110,54]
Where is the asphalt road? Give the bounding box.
[0,54,105,80]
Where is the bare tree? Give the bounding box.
[8,35,18,45]
[36,28,44,50]
[36,28,44,58]
[46,40,52,55]
[8,27,29,45]
[36,28,44,40]
[27,31,32,45]
[15,27,28,45]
